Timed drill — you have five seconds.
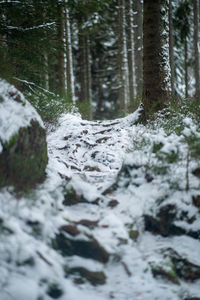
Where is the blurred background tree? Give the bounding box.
[0,0,199,122]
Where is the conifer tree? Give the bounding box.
[142,0,171,120]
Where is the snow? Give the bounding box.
[0,104,200,299]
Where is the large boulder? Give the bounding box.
[0,79,48,190]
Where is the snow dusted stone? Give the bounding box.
[144,200,200,239]
[0,79,48,190]
[67,267,106,286]
[53,224,110,263]
[151,248,200,284]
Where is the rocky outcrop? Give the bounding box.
[150,248,200,284]
[52,223,109,263]
[0,80,48,190]
[66,267,106,286]
[144,202,200,239]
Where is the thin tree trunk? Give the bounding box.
[118,0,128,115]
[126,0,135,103]
[78,27,86,102]
[169,0,175,96]
[85,34,92,105]
[133,0,143,97]
[142,0,171,120]
[193,0,200,99]
[184,38,189,98]
[78,25,92,118]
[96,55,103,117]
[57,3,65,97]
[65,7,75,103]
[43,53,49,90]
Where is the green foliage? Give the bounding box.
[77,100,92,120]
[174,0,191,42]
[25,87,74,124]
[153,99,200,136]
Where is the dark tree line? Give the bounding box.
[0,0,199,120]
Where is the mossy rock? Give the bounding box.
[0,120,48,191]
[63,186,99,205]
[66,267,106,286]
[0,80,48,191]
[162,248,200,282]
[144,204,200,239]
[150,262,179,285]
[52,226,109,263]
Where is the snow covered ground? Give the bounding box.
[0,109,200,300]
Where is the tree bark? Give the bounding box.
[142,0,171,120]
[85,34,92,105]
[65,7,75,103]
[78,25,92,118]
[57,3,65,97]
[184,38,189,98]
[169,0,175,96]
[133,0,143,97]
[126,0,135,102]
[193,0,200,99]
[118,0,128,115]
[96,54,103,117]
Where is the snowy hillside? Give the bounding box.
[0,109,200,300]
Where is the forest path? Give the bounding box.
[46,111,200,300]
[48,112,139,196]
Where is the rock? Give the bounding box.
[108,199,119,208]
[129,230,139,241]
[52,226,109,263]
[169,249,200,281]
[151,248,200,284]
[144,204,185,237]
[192,167,200,178]
[46,283,63,299]
[192,195,200,208]
[66,267,106,286]
[75,219,99,229]
[144,204,200,239]
[0,80,48,190]
[63,186,99,205]
[184,298,200,300]
[150,263,179,285]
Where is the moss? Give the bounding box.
[151,165,168,175]
[129,229,139,241]
[152,142,163,153]
[4,133,19,150]
[0,120,48,191]
[66,267,106,286]
[150,261,179,284]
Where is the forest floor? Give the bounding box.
[1,109,200,300]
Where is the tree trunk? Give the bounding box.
[193,0,200,99]
[65,7,75,103]
[169,0,175,96]
[142,0,171,120]
[184,38,189,98]
[43,53,49,90]
[126,0,135,103]
[133,0,143,97]
[57,3,65,97]
[118,0,128,115]
[85,34,92,105]
[96,54,103,117]
[78,25,92,119]
[78,28,87,103]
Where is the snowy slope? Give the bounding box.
[0,109,200,300]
